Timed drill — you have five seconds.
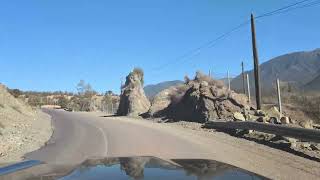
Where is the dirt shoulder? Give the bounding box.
[0,110,53,163]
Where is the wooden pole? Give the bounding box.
[246,74,251,103]
[227,70,231,91]
[251,13,262,110]
[241,61,246,95]
[276,78,282,113]
[111,102,114,114]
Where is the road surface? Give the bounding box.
[25,109,320,179]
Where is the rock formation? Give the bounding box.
[147,71,302,126]
[117,68,151,116]
[147,85,186,117]
[148,71,250,123]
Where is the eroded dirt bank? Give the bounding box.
[0,110,52,163]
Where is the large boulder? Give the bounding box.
[149,72,251,123]
[147,85,187,117]
[117,69,151,116]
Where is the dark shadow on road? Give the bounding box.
[99,115,119,117]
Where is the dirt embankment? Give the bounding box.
[0,84,52,163]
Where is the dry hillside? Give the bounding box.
[0,84,52,162]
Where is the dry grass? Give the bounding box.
[169,71,226,105]
[263,92,320,124]
[194,71,225,88]
[0,122,4,129]
[11,105,22,114]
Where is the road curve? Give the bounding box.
[25,109,320,179]
[25,109,108,164]
[25,109,204,164]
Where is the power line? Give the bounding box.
[256,0,320,18]
[270,0,320,15]
[256,0,313,18]
[150,0,319,74]
[151,21,249,72]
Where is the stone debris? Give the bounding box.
[147,85,185,117]
[147,71,307,128]
[299,120,314,129]
[146,71,315,131]
[148,71,250,123]
[233,112,246,121]
[280,116,290,124]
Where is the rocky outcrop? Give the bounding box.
[147,85,186,117]
[147,72,302,127]
[149,72,251,123]
[117,69,151,116]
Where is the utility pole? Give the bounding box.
[246,74,251,103]
[227,70,231,91]
[251,13,262,110]
[241,61,246,95]
[276,78,282,113]
[111,102,114,114]
[209,70,211,78]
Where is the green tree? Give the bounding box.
[9,89,22,98]
[57,96,69,108]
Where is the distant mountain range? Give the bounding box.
[219,77,234,87]
[231,48,320,93]
[144,49,320,98]
[144,80,184,98]
[305,72,320,91]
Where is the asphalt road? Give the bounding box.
[25,109,203,164]
[24,109,320,179]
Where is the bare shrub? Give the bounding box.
[194,71,225,88]
[271,93,320,124]
[132,67,144,85]
[184,75,190,84]
[262,96,277,104]
[293,95,320,124]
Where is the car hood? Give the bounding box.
[0,156,268,180]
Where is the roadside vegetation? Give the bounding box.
[8,80,120,113]
[261,82,320,124]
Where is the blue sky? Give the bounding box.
[0,0,320,94]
